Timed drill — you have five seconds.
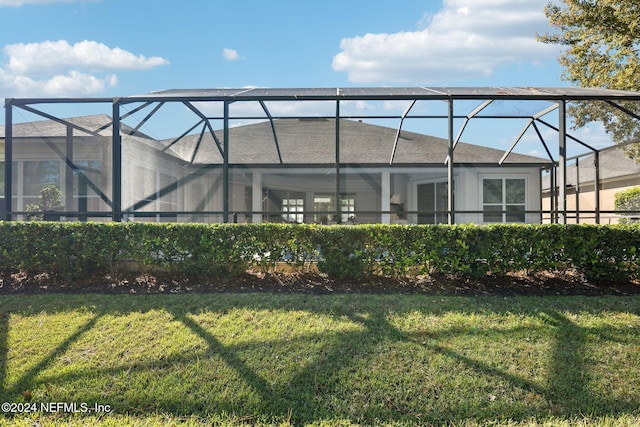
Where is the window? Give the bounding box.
[263,189,304,223]
[417,182,448,224]
[313,194,356,224]
[74,160,102,186]
[23,161,60,196]
[483,178,526,223]
[282,198,304,223]
[341,196,356,223]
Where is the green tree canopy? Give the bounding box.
[538,0,640,159]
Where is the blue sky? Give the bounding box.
[0,0,565,97]
[1,0,612,156]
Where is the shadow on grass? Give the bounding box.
[173,313,276,412]
[0,310,104,399]
[0,315,102,396]
[0,294,638,425]
[543,311,593,415]
[0,311,7,400]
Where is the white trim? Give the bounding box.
[479,175,528,224]
[381,170,390,224]
[409,175,451,224]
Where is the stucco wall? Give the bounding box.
[542,176,640,224]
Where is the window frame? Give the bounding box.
[313,193,356,224]
[481,177,527,223]
[22,160,61,197]
[282,197,305,223]
[416,180,449,224]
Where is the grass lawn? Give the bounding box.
[0,293,639,426]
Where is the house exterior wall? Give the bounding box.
[204,165,544,225]
[2,128,544,225]
[1,135,112,220]
[122,136,188,222]
[542,175,640,224]
[1,135,545,225]
[456,166,543,224]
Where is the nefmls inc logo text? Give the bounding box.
[1,401,112,414]
[40,402,111,413]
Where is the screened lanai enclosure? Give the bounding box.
[3,87,640,224]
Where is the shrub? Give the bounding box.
[317,226,375,280]
[25,184,64,221]
[615,186,640,223]
[0,222,637,285]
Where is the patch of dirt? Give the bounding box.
[1,269,639,297]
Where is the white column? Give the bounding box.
[252,172,262,223]
[381,170,391,224]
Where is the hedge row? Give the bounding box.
[615,186,640,224]
[0,222,639,284]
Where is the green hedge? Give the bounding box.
[615,186,640,223]
[0,222,638,284]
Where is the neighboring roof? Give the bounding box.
[0,114,152,139]
[163,118,550,166]
[568,149,640,186]
[541,148,640,190]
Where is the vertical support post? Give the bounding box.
[575,158,580,224]
[335,100,341,224]
[447,98,455,224]
[112,99,122,222]
[252,171,262,224]
[223,100,230,223]
[381,170,391,224]
[4,99,13,221]
[558,100,567,224]
[538,169,544,224]
[552,166,558,223]
[594,151,601,224]
[65,125,74,215]
[78,176,88,222]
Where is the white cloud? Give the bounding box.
[222,48,241,61]
[5,40,168,75]
[0,67,117,97]
[0,39,168,97]
[332,0,560,84]
[0,0,96,6]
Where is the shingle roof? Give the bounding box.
[542,148,640,188]
[0,114,152,139]
[1,114,550,166]
[164,118,550,165]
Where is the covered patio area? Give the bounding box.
[3,87,640,224]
